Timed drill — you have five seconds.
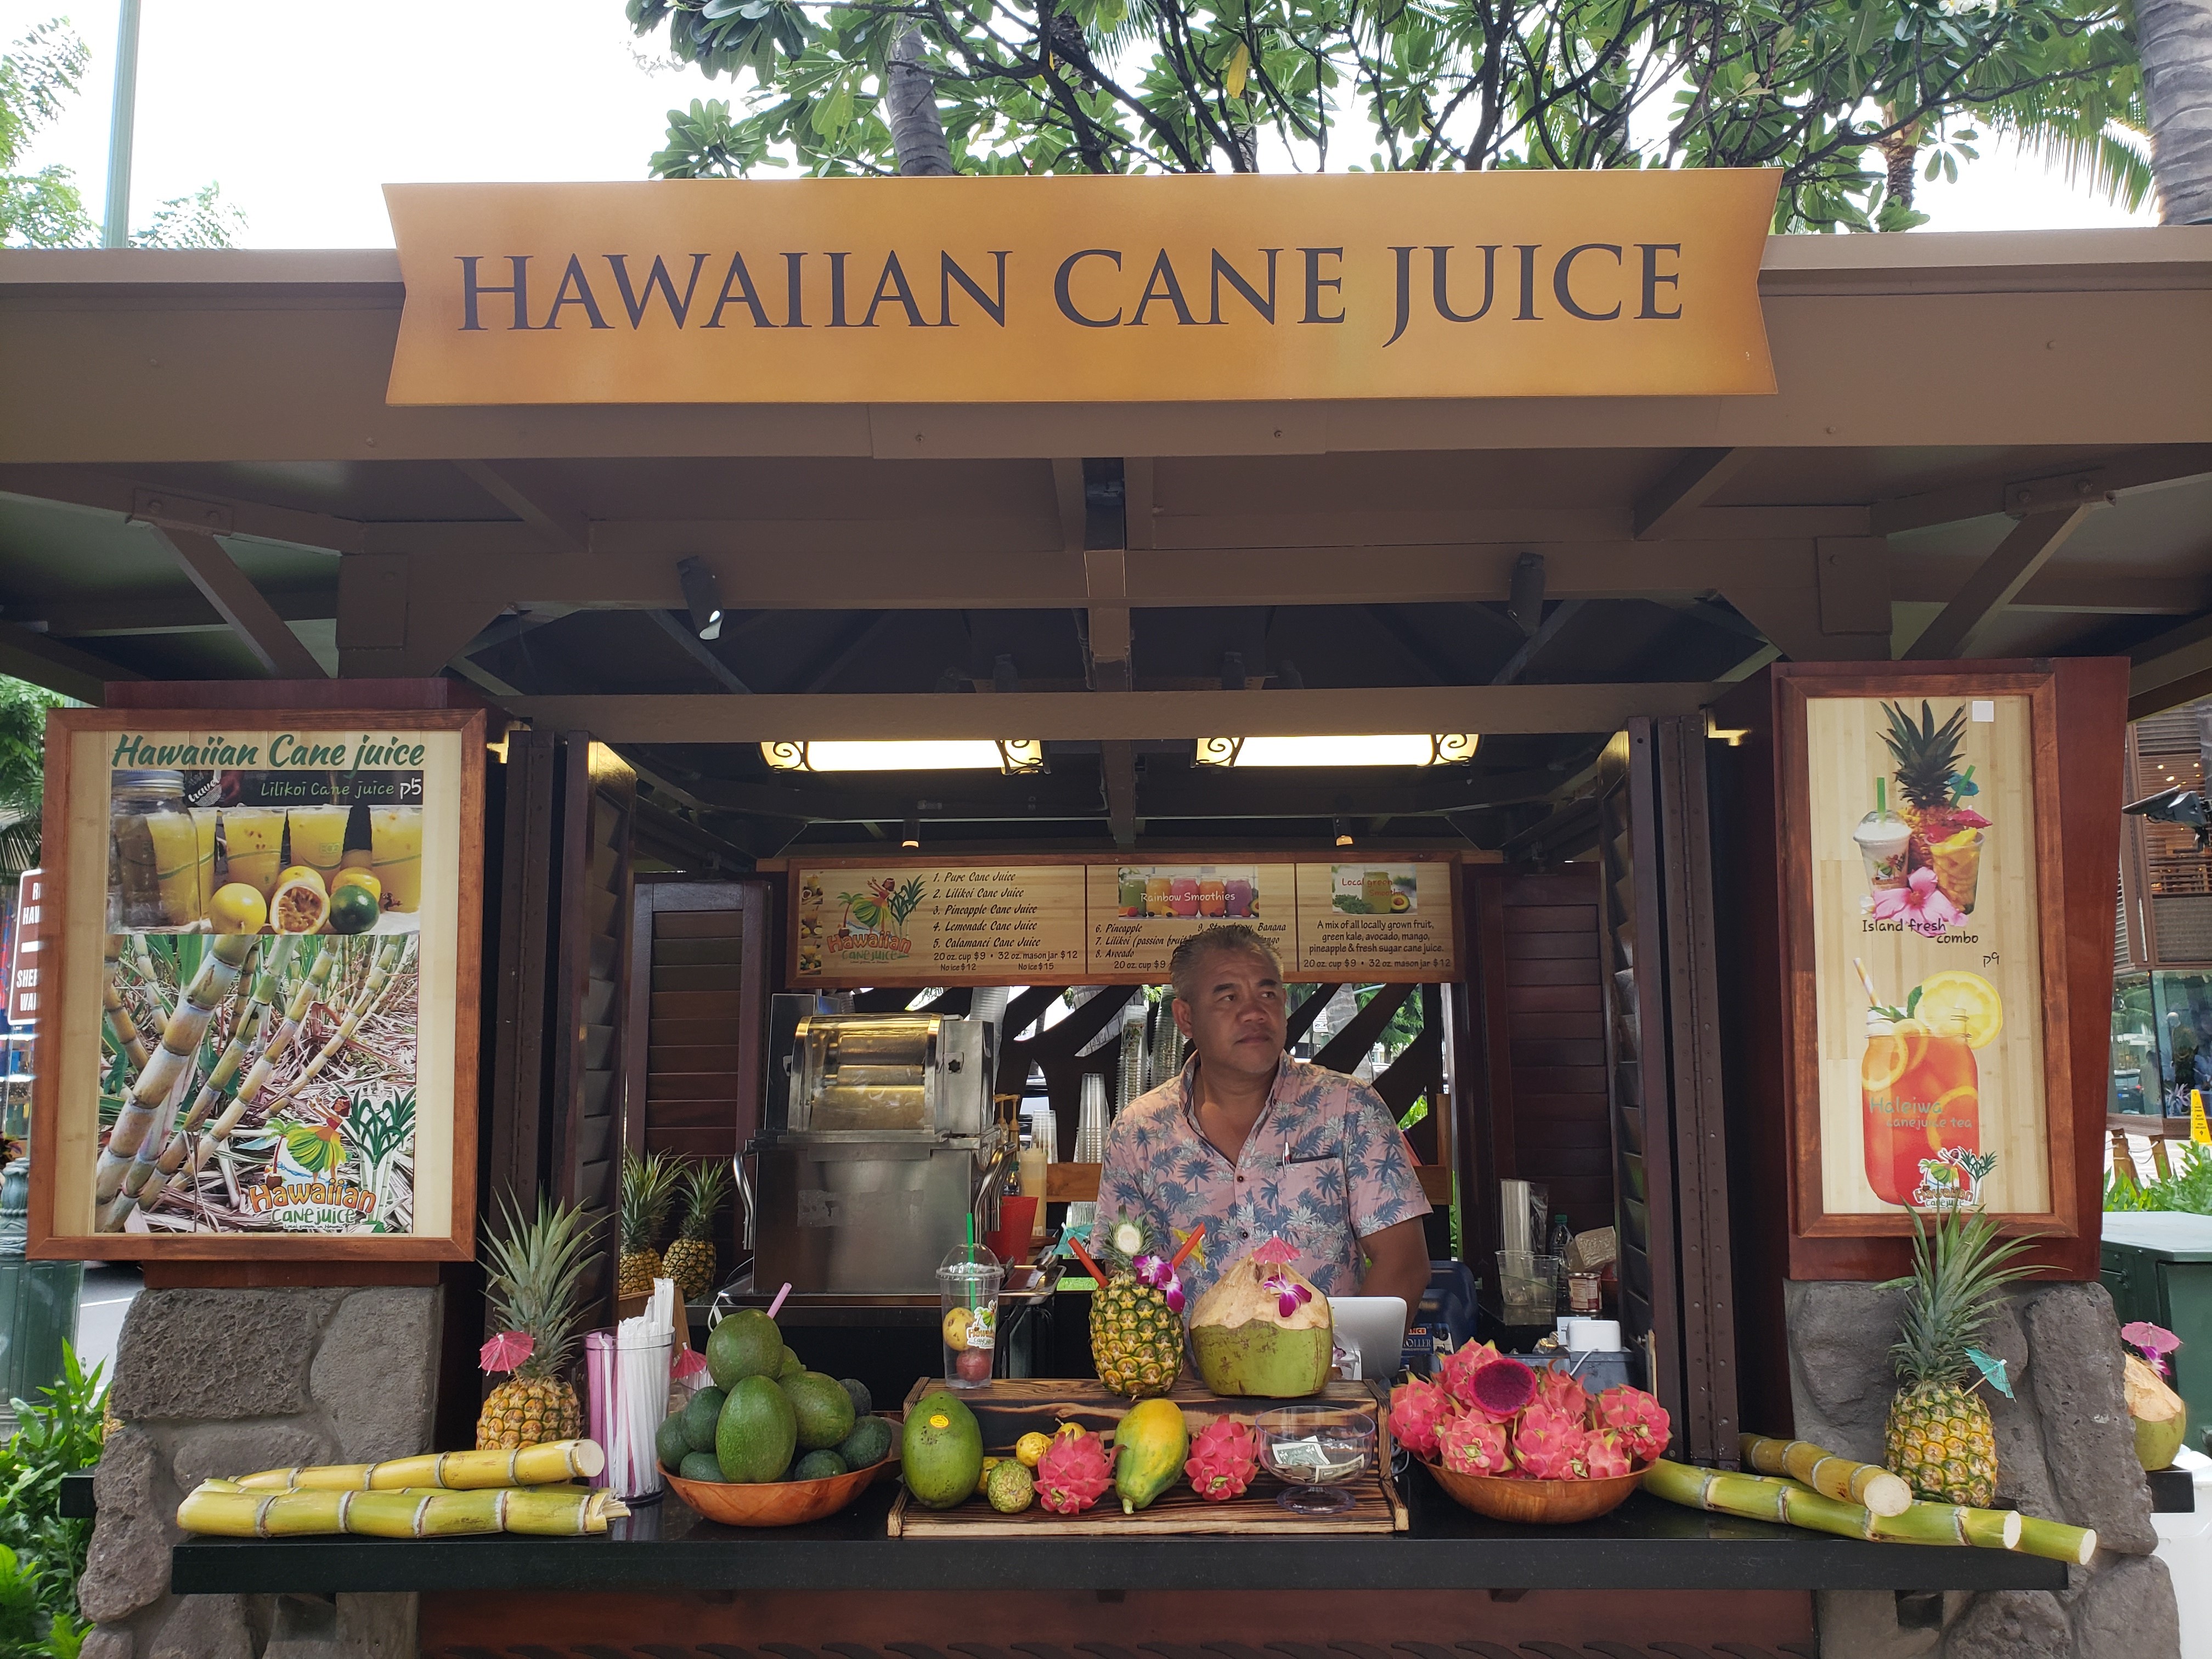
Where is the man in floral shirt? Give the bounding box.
[1094,924,1431,1315]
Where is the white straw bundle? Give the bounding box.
[588,1278,676,1500]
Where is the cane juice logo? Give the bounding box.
[816,875,928,964]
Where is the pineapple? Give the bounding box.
[617,1150,679,1301]
[1089,1217,1185,1398]
[663,1160,730,1304]
[1882,1207,2036,1508]
[1880,699,1972,861]
[477,1193,599,1451]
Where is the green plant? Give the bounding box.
[2107,1139,2212,1214]
[0,1345,106,1654]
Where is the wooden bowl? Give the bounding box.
[665,1454,894,1527]
[1417,1456,1644,1524]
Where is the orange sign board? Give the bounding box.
[385,172,1778,405]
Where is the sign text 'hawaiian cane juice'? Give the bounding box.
[220,807,285,901]
[369,805,423,912]
[1860,1009,1979,1205]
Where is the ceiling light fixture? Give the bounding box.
[1334,816,1355,848]
[901,812,922,849]
[676,556,724,641]
[760,738,1047,774]
[1193,733,1479,768]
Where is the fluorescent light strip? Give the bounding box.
[1193,733,1480,768]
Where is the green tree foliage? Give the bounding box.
[2,19,246,249]
[0,1345,108,1657]
[628,0,2141,230]
[0,678,66,882]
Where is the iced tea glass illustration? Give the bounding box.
[219,806,285,901]
[370,805,424,913]
[288,804,351,884]
[1144,875,1172,917]
[1860,1011,1980,1205]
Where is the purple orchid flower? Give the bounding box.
[2123,1321,2182,1376]
[1135,1254,1186,1314]
[1260,1271,1313,1319]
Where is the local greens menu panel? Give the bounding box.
[791,855,1461,985]
[794,865,1087,984]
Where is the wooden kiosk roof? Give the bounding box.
[3,227,2209,852]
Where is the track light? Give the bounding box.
[676,556,724,641]
[1334,816,1354,848]
[901,813,922,849]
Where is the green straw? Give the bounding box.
[967,1213,977,1309]
[1876,776,1886,817]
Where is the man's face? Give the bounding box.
[1171,947,1288,1086]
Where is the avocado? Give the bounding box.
[781,1370,859,1451]
[706,1309,785,1389]
[834,1413,894,1471]
[716,1373,799,1483]
[778,1344,806,1381]
[838,1377,873,1417]
[679,1451,727,1483]
[792,1448,848,1482]
[901,1391,983,1509]
[681,1385,728,1453]
[656,1411,693,1472]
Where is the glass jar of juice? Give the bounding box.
[1198,867,1226,917]
[1144,875,1172,917]
[1860,1009,1980,1205]
[1224,876,1254,917]
[1118,870,1146,917]
[1169,875,1200,917]
[1362,868,1394,912]
[110,771,196,930]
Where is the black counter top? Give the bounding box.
[170,1470,2066,1597]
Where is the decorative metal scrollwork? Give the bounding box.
[1193,736,1245,768]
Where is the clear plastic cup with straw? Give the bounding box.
[939,1223,1001,1390]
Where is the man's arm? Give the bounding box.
[1357,1217,1431,1324]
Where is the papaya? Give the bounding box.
[1114,1397,1190,1514]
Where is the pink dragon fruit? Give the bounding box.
[1462,1355,1539,1425]
[1509,1405,1590,1480]
[1183,1417,1260,1502]
[1436,1342,1502,1410]
[1592,1385,1671,1464]
[1385,1378,1457,1459]
[1581,1430,1635,1479]
[1532,1364,1589,1423]
[1437,1414,1511,1476]
[1036,1430,1116,1513]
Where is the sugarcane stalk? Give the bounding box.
[180,943,335,1183]
[177,1482,628,1538]
[101,936,152,1073]
[257,936,410,1113]
[108,966,265,1224]
[1643,1460,2020,1549]
[93,932,259,1214]
[1740,1433,1912,1517]
[2015,1515,2098,1565]
[131,935,171,1023]
[230,1440,606,1493]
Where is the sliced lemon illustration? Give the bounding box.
[1929,1086,1979,1148]
[1861,1035,1910,1092]
[1912,972,2004,1049]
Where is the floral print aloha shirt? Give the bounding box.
[1092,1055,1431,1304]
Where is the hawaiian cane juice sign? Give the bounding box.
[50,723,466,1241]
[1804,697,2051,1217]
[383,171,1778,405]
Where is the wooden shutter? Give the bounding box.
[621,878,774,1161]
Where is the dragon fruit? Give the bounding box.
[1509,1405,1590,1480]
[1463,1355,1539,1425]
[1592,1385,1671,1464]
[1435,1342,1501,1410]
[1532,1364,1589,1423]
[1385,1378,1457,1459]
[1437,1414,1511,1476]
[1036,1429,1116,1514]
[1183,1417,1261,1502]
[1581,1430,1635,1480]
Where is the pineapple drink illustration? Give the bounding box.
[1857,962,2002,1207]
[1878,701,1990,915]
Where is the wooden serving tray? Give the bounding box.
[888,1378,1407,1536]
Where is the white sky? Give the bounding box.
[2,0,2158,247]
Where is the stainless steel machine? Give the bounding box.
[744,1009,1011,1295]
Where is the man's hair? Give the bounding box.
[1168,923,1283,1005]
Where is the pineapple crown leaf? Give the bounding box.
[1883,1207,2041,1390]
[619,1150,682,1245]
[480,1190,603,1382]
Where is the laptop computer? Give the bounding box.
[1327,1295,1408,1381]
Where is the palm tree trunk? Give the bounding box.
[2140,0,2212,222]
[887,25,956,176]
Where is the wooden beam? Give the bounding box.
[1491,599,1587,684]
[20,585,336,636]
[793,613,896,694]
[0,621,140,703]
[1101,738,1137,846]
[1901,503,2104,660]
[144,524,329,678]
[452,459,590,555]
[1633,449,1752,540]
[1871,445,2212,535]
[646,608,753,694]
[504,682,1713,743]
[0,464,364,554]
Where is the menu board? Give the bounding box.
[790,854,1460,985]
[1803,694,2050,1216]
[33,708,483,1260]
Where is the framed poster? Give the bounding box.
[1780,672,2074,1238]
[29,708,483,1261]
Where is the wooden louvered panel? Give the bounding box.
[647,1045,747,1072]
[622,877,775,1168]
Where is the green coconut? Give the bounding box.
[2127,1353,2188,1471]
[1189,1255,1333,1398]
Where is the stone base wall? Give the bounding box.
[1787,1278,2181,1659]
[78,1285,441,1659]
